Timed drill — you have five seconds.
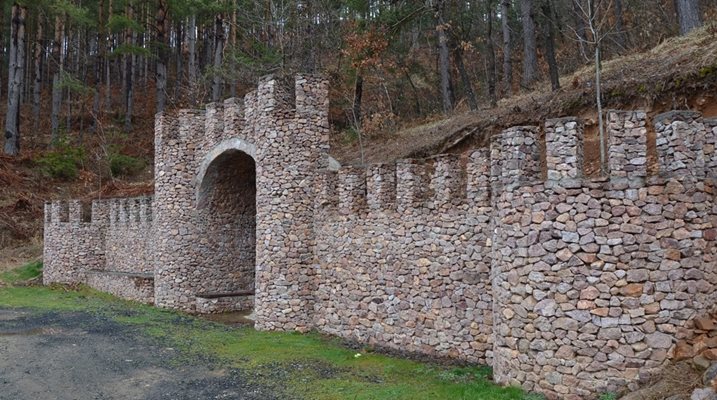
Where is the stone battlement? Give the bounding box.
[42,74,717,400]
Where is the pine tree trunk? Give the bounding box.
[352,73,363,126]
[212,13,224,102]
[156,0,169,113]
[188,14,197,102]
[614,0,627,50]
[50,14,65,146]
[4,4,27,156]
[520,0,538,89]
[501,0,512,96]
[174,21,183,100]
[32,15,43,130]
[486,0,497,106]
[124,1,134,131]
[435,0,453,113]
[454,46,478,111]
[105,0,113,110]
[573,0,588,59]
[230,0,237,97]
[542,1,560,91]
[675,0,702,35]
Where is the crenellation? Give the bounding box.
[68,200,82,223]
[545,116,584,185]
[608,110,648,186]
[396,159,427,213]
[467,148,491,206]
[701,118,716,177]
[495,126,541,189]
[338,166,367,215]
[655,110,705,178]
[91,200,110,225]
[429,154,464,208]
[42,73,717,400]
[316,169,338,209]
[222,97,244,137]
[51,200,69,223]
[366,163,396,212]
[205,102,225,148]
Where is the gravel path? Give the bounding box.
[0,308,283,400]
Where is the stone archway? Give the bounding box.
[194,141,257,315]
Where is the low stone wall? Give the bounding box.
[86,270,154,304]
[195,294,254,314]
[43,200,109,285]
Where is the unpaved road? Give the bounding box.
[0,309,283,400]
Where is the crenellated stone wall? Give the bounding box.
[42,73,717,399]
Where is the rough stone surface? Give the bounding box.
[42,81,717,400]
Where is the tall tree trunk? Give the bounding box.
[32,15,43,130]
[435,0,453,113]
[542,0,560,91]
[675,0,702,35]
[454,46,478,111]
[614,0,627,50]
[520,0,538,89]
[212,13,224,102]
[486,0,497,106]
[124,1,134,131]
[50,14,65,145]
[4,4,27,156]
[156,0,169,112]
[573,0,588,59]
[188,14,197,104]
[352,73,363,126]
[230,0,237,97]
[105,0,113,110]
[501,0,512,96]
[92,0,104,132]
[174,21,183,100]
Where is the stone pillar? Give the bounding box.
[546,117,583,186]
[396,159,426,214]
[205,102,224,148]
[496,126,541,189]
[430,154,463,208]
[223,97,244,137]
[91,200,110,225]
[655,110,705,178]
[706,118,717,177]
[467,148,491,207]
[366,163,396,212]
[607,110,647,187]
[68,200,82,224]
[338,166,366,215]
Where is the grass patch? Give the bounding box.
[0,261,43,284]
[0,265,529,399]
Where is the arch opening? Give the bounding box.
[195,148,256,316]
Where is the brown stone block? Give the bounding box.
[620,283,643,297]
[674,341,695,361]
[696,317,717,331]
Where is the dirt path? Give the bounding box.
[0,309,282,400]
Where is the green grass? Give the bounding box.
[0,262,529,400]
[0,261,43,284]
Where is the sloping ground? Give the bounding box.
[331,28,717,172]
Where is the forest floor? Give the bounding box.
[0,263,529,400]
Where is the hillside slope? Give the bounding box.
[331,28,717,176]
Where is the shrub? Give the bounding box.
[109,150,145,177]
[37,140,85,180]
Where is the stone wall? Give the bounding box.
[313,152,494,363]
[490,110,717,398]
[43,200,108,285]
[41,74,717,399]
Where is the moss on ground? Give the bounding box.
[0,263,530,399]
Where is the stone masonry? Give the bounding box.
[43,74,717,399]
